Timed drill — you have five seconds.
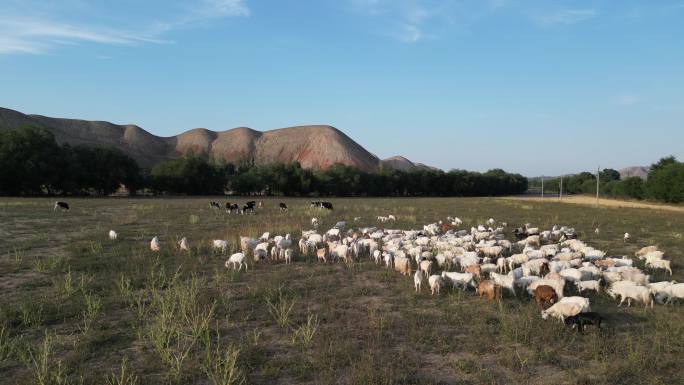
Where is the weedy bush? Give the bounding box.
[265,286,296,328]
[143,275,216,381]
[0,323,15,361]
[55,267,76,298]
[106,358,139,385]
[189,214,200,225]
[291,313,320,348]
[20,331,68,385]
[202,331,244,385]
[19,302,45,328]
[79,291,103,334]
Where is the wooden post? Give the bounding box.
[560,175,563,201]
[596,166,600,206]
[541,176,544,198]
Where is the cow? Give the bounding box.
[209,201,220,210]
[279,202,288,211]
[54,201,69,211]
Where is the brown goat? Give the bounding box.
[534,285,558,309]
[477,280,502,302]
[465,265,481,279]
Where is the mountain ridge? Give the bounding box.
[0,107,431,171]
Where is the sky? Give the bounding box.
[1,0,683,176]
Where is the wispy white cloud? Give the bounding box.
[535,9,598,26]
[616,93,640,106]
[0,0,249,55]
[350,0,440,43]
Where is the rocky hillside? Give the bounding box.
[619,166,650,180]
[0,107,395,171]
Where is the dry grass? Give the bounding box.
[506,195,684,213]
[0,197,683,384]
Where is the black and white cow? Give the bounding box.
[54,201,70,211]
[209,201,221,210]
[279,202,288,211]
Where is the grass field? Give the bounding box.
[0,197,683,385]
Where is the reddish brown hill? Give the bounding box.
[0,107,384,171]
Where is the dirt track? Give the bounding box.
[504,195,684,213]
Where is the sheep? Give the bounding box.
[464,264,481,279]
[496,257,508,273]
[661,283,684,304]
[645,259,672,275]
[490,272,516,297]
[559,268,583,283]
[476,280,501,302]
[647,281,676,295]
[429,275,444,296]
[212,239,229,253]
[316,248,327,263]
[515,275,541,291]
[150,236,160,252]
[608,284,653,308]
[179,237,189,252]
[419,260,433,278]
[559,296,591,312]
[284,249,293,264]
[635,246,659,257]
[541,302,582,322]
[575,280,601,293]
[373,249,382,265]
[534,285,558,308]
[441,272,475,291]
[388,215,397,221]
[225,252,248,271]
[254,247,268,262]
[624,232,630,242]
[528,279,565,299]
[108,230,117,240]
[311,218,319,227]
[240,236,258,256]
[393,257,412,276]
[414,270,424,292]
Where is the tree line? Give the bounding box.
[0,126,528,197]
[527,157,684,203]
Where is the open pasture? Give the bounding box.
[0,197,683,385]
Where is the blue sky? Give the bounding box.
[1,0,682,176]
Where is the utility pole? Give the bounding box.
[560,175,563,201]
[596,166,600,206]
[541,176,544,198]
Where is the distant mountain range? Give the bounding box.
[0,107,431,171]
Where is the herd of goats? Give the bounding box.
[60,198,681,333]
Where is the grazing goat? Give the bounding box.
[608,284,653,308]
[179,237,189,252]
[429,275,444,296]
[476,280,501,302]
[108,230,117,240]
[534,285,557,308]
[575,280,601,293]
[541,302,582,322]
[150,236,160,252]
[212,240,229,253]
[414,270,424,292]
[225,253,248,271]
[284,249,293,264]
[442,272,475,291]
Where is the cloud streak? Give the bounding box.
[0,0,249,55]
[535,9,598,26]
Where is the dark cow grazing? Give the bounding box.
[246,201,256,208]
[564,312,603,332]
[311,201,334,210]
[279,202,288,211]
[210,201,220,210]
[54,201,69,211]
[227,203,239,214]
